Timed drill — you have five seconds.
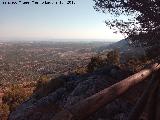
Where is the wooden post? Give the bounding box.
[52,63,160,120]
[128,73,159,120]
[147,71,160,120]
[155,86,160,120]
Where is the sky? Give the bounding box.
[0,0,124,41]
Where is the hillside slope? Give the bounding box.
[8,39,149,120]
[95,39,145,56]
[9,64,140,120]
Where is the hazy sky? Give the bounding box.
[0,0,124,41]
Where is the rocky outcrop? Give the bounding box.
[9,65,134,120]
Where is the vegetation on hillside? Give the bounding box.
[87,49,120,72]
[34,75,66,99]
[0,84,33,120]
[0,49,150,120]
[34,50,149,100]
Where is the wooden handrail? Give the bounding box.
[52,63,160,120]
[128,73,159,120]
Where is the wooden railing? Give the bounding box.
[52,63,160,120]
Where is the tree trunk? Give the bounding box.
[52,63,160,120]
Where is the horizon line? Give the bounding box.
[0,38,121,42]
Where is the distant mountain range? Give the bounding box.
[95,39,145,56]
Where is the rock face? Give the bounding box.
[9,65,134,120]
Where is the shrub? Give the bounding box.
[123,54,149,73]
[74,67,87,75]
[106,49,120,65]
[87,55,105,72]
[34,75,65,99]
[87,49,120,72]
[0,103,10,120]
[35,75,50,91]
[2,85,31,112]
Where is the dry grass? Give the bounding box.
[3,84,32,112]
[0,83,34,120]
[0,103,10,120]
[34,75,66,99]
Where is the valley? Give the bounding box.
[0,41,111,85]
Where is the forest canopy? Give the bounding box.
[93,0,160,61]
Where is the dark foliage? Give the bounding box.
[87,56,106,72]
[93,0,160,60]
